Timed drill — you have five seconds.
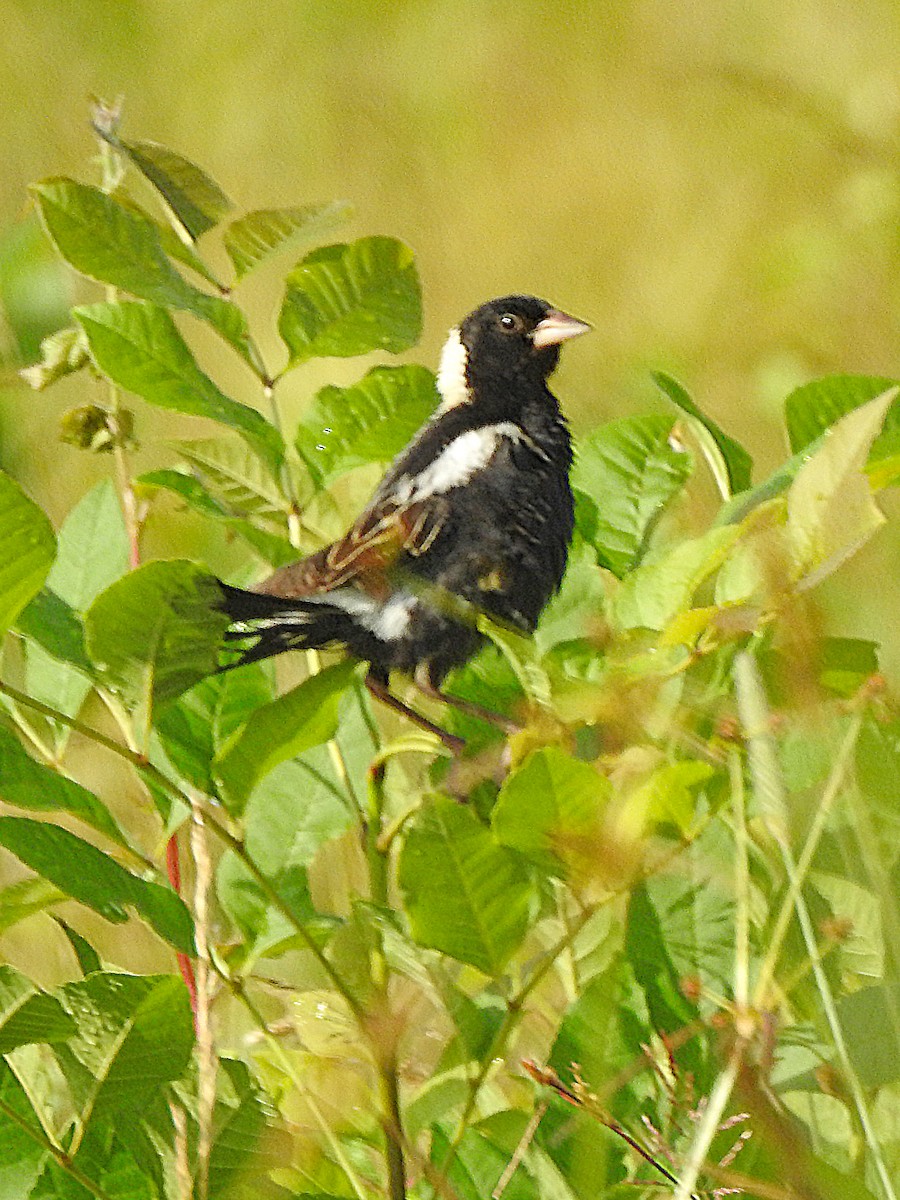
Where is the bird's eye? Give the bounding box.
[499,313,522,333]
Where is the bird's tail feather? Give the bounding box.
[217,582,352,668]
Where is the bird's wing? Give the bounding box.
[257,494,448,599]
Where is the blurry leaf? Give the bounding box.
[0,965,76,1054]
[244,759,355,873]
[653,371,752,496]
[0,818,194,953]
[787,389,894,589]
[0,1060,48,1198]
[74,301,283,472]
[57,973,193,1123]
[398,798,536,973]
[813,873,884,984]
[614,526,742,631]
[835,988,900,1086]
[0,471,55,636]
[296,364,438,487]
[626,760,714,835]
[55,920,103,977]
[784,373,898,454]
[23,479,129,737]
[0,728,129,848]
[491,746,608,875]
[0,878,63,934]
[19,325,89,390]
[85,559,229,713]
[550,970,630,1088]
[819,636,879,696]
[15,588,92,673]
[116,138,234,239]
[214,660,359,814]
[224,203,352,280]
[626,883,703,1078]
[431,1122,537,1200]
[535,537,608,652]
[172,436,288,522]
[207,1059,290,1199]
[278,236,421,366]
[572,415,692,577]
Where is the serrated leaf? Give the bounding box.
[278,236,421,366]
[492,746,609,875]
[172,436,288,522]
[84,560,229,715]
[296,364,438,487]
[138,468,296,566]
[57,973,193,1124]
[398,798,536,974]
[118,138,233,240]
[225,203,352,280]
[0,818,194,952]
[0,471,56,636]
[74,301,283,472]
[0,728,129,848]
[614,525,742,631]
[653,371,752,496]
[572,415,692,577]
[787,389,895,589]
[214,659,358,814]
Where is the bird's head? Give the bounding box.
[437,295,591,407]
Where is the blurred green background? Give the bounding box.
[2,0,900,671]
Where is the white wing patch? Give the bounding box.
[396,422,521,503]
[324,588,417,642]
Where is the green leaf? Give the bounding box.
[398,798,536,974]
[214,660,359,814]
[0,965,76,1053]
[614,525,742,631]
[207,1059,290,1198]
[15,588,92,673]
[835,987,900,1087]
[0,471,55,636]
[787,389,895,589]
[85,559,230,713]
[55,920,103,977]
[30,178,201,304]
[296,364,438,487]
[172,436,288,522]
[652,371,753,496]
[224,203,352,280]
[74,301,283,473]
[0,728,129,848]
[784,373,899,453]
[22,479,128,737]
[491,746,609,875]
[138,469,296,567]
[57,973,193,1123]
[117,138,234,240]
[0,878,63,934]
[572,415,692,577]
[0,818,194,952]
[0,1060,48,1198]
[278,236,421,366]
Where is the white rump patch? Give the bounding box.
[326,588,417,642]
[435,328,471,411]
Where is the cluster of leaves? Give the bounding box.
[1,115,899,1200]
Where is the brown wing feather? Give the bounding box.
[256,497,446,600]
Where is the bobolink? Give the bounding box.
[220,294,590,750]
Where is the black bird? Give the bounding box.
[220,295,591,750]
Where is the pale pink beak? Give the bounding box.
[531,309,592,350]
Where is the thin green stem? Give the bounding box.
[671,1044,743,1200]
[0,1094,117,1200]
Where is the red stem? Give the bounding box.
[166,833,198,1013]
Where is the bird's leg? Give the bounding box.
[365,672,466,755]
[414,664,523,737]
